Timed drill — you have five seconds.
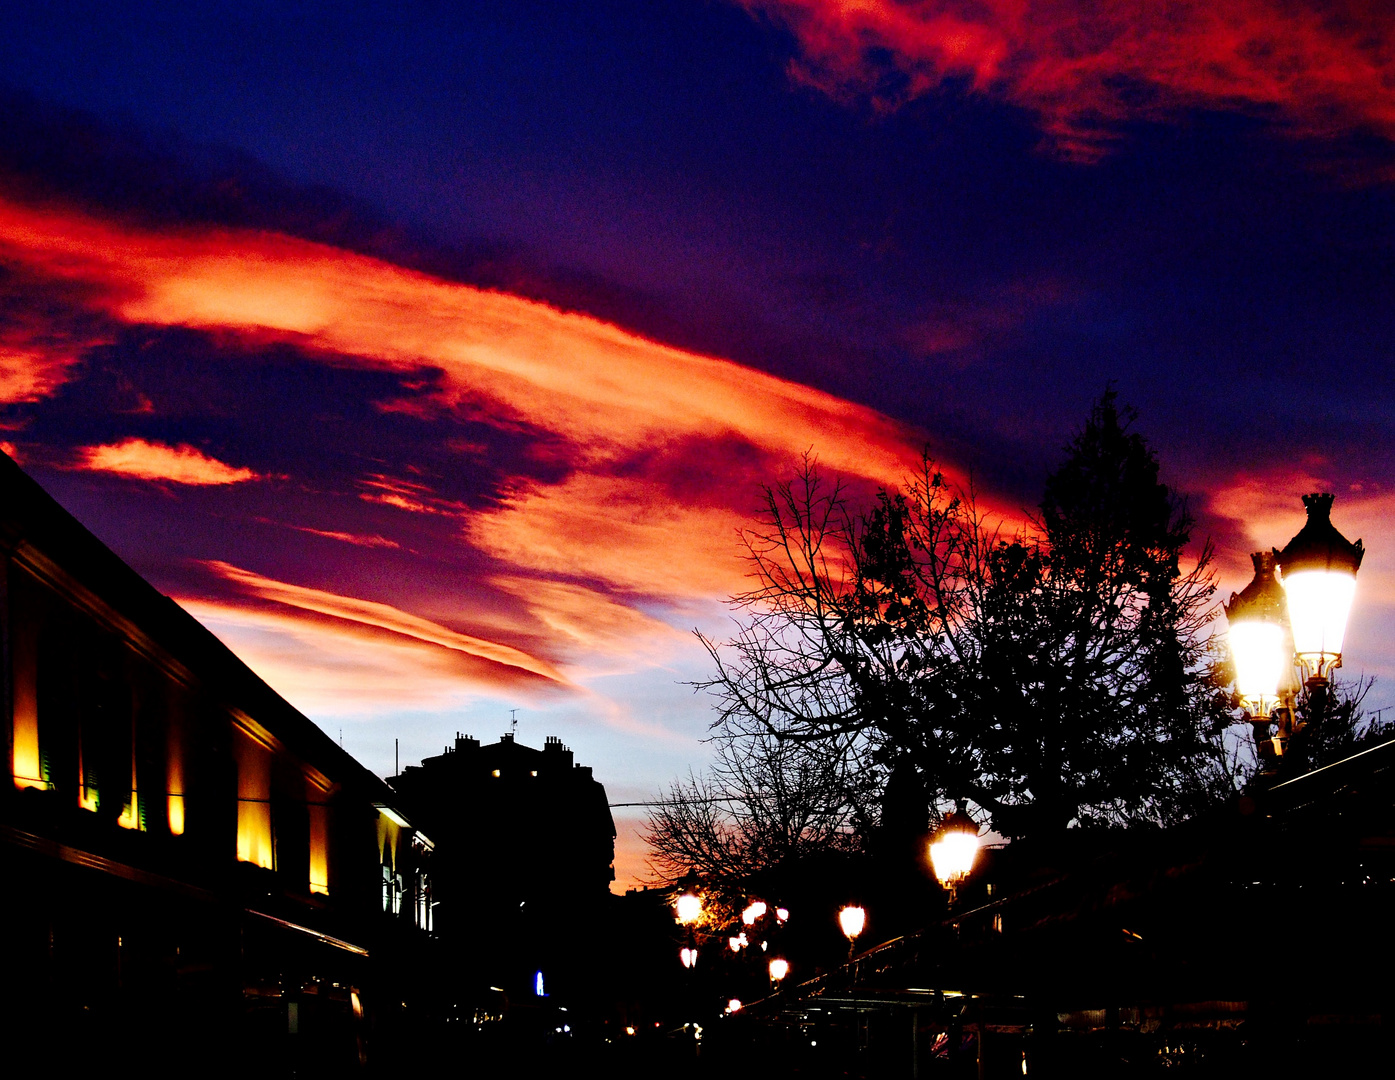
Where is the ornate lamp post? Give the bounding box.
[1225,492,1363,774]
[929,802,981,903]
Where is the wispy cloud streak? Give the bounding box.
[201,560,570,686]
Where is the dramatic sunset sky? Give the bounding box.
[4,1,1395,888]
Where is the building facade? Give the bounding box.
[390,732,615,1003]
[0,452,434,1072]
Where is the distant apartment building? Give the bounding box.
[390,732,616,999]
[0,451,434,1070]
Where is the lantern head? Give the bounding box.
[1275,493,1363,684]
[1223,551,1291,718]
[929,803,980,890]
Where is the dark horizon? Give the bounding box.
[2,0,1393,886]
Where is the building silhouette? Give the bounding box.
[0,450,436,1072]
[390,732,616,1002]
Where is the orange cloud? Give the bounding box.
[467,473,754,601]
[201,560,570,686]
[357,473,469,517]
[78,438,260,485]
[740,0,1395,160]
[0,197,922,482]
[177,596,549,715]
[487,575,686,667]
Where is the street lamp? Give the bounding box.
[1274,493,1363,687]
[1224,550,1291,729]
[838,904,866,960]
[675,891,702,926]
[680,946,698,969]
[1224,492,1363,773]
[838,905,865,943]
[768,957,789,984]
[930,802,980,901]
[741,900,767,926]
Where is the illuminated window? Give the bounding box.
[491,769,500,778]
[415,871,432,932]
[234,729,273,869]
[10,619,40,791]
[167,699,186,836]
[308,800,329,895]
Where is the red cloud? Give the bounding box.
[0,194,960,636]
[78,438,260,485]
[740,0,1395,160]
[0,197,923,482]
[200,560,570,686]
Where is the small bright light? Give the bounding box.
[535,971,545,996]
[680,947,698,969]
[727,999,742,1013]
[760,940,768,951]
[675,891,702,925]
[930,831,979,886]
[768,958,789,982]
[838,905,866,941]
[625,1026,636,1036]
[728,936,743,952]
[742,900,767,925]
[776,907,789,922]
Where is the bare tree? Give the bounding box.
[684,392,1239,845]
[643,719,878,913]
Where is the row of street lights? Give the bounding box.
[664,494,1363,1030]
[671,808,984,981]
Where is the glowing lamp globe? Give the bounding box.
[768,957,789,982]
[675,891,702,925]
[741,900,767,926]
[1275,493,1363,684]
[1223,551,1290,718]
[929,805,980,889]
[838,905,866,942]
[680,947,698,969]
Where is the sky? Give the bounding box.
[3,1,1395,889]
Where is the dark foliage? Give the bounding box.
[650,392,1238,889]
